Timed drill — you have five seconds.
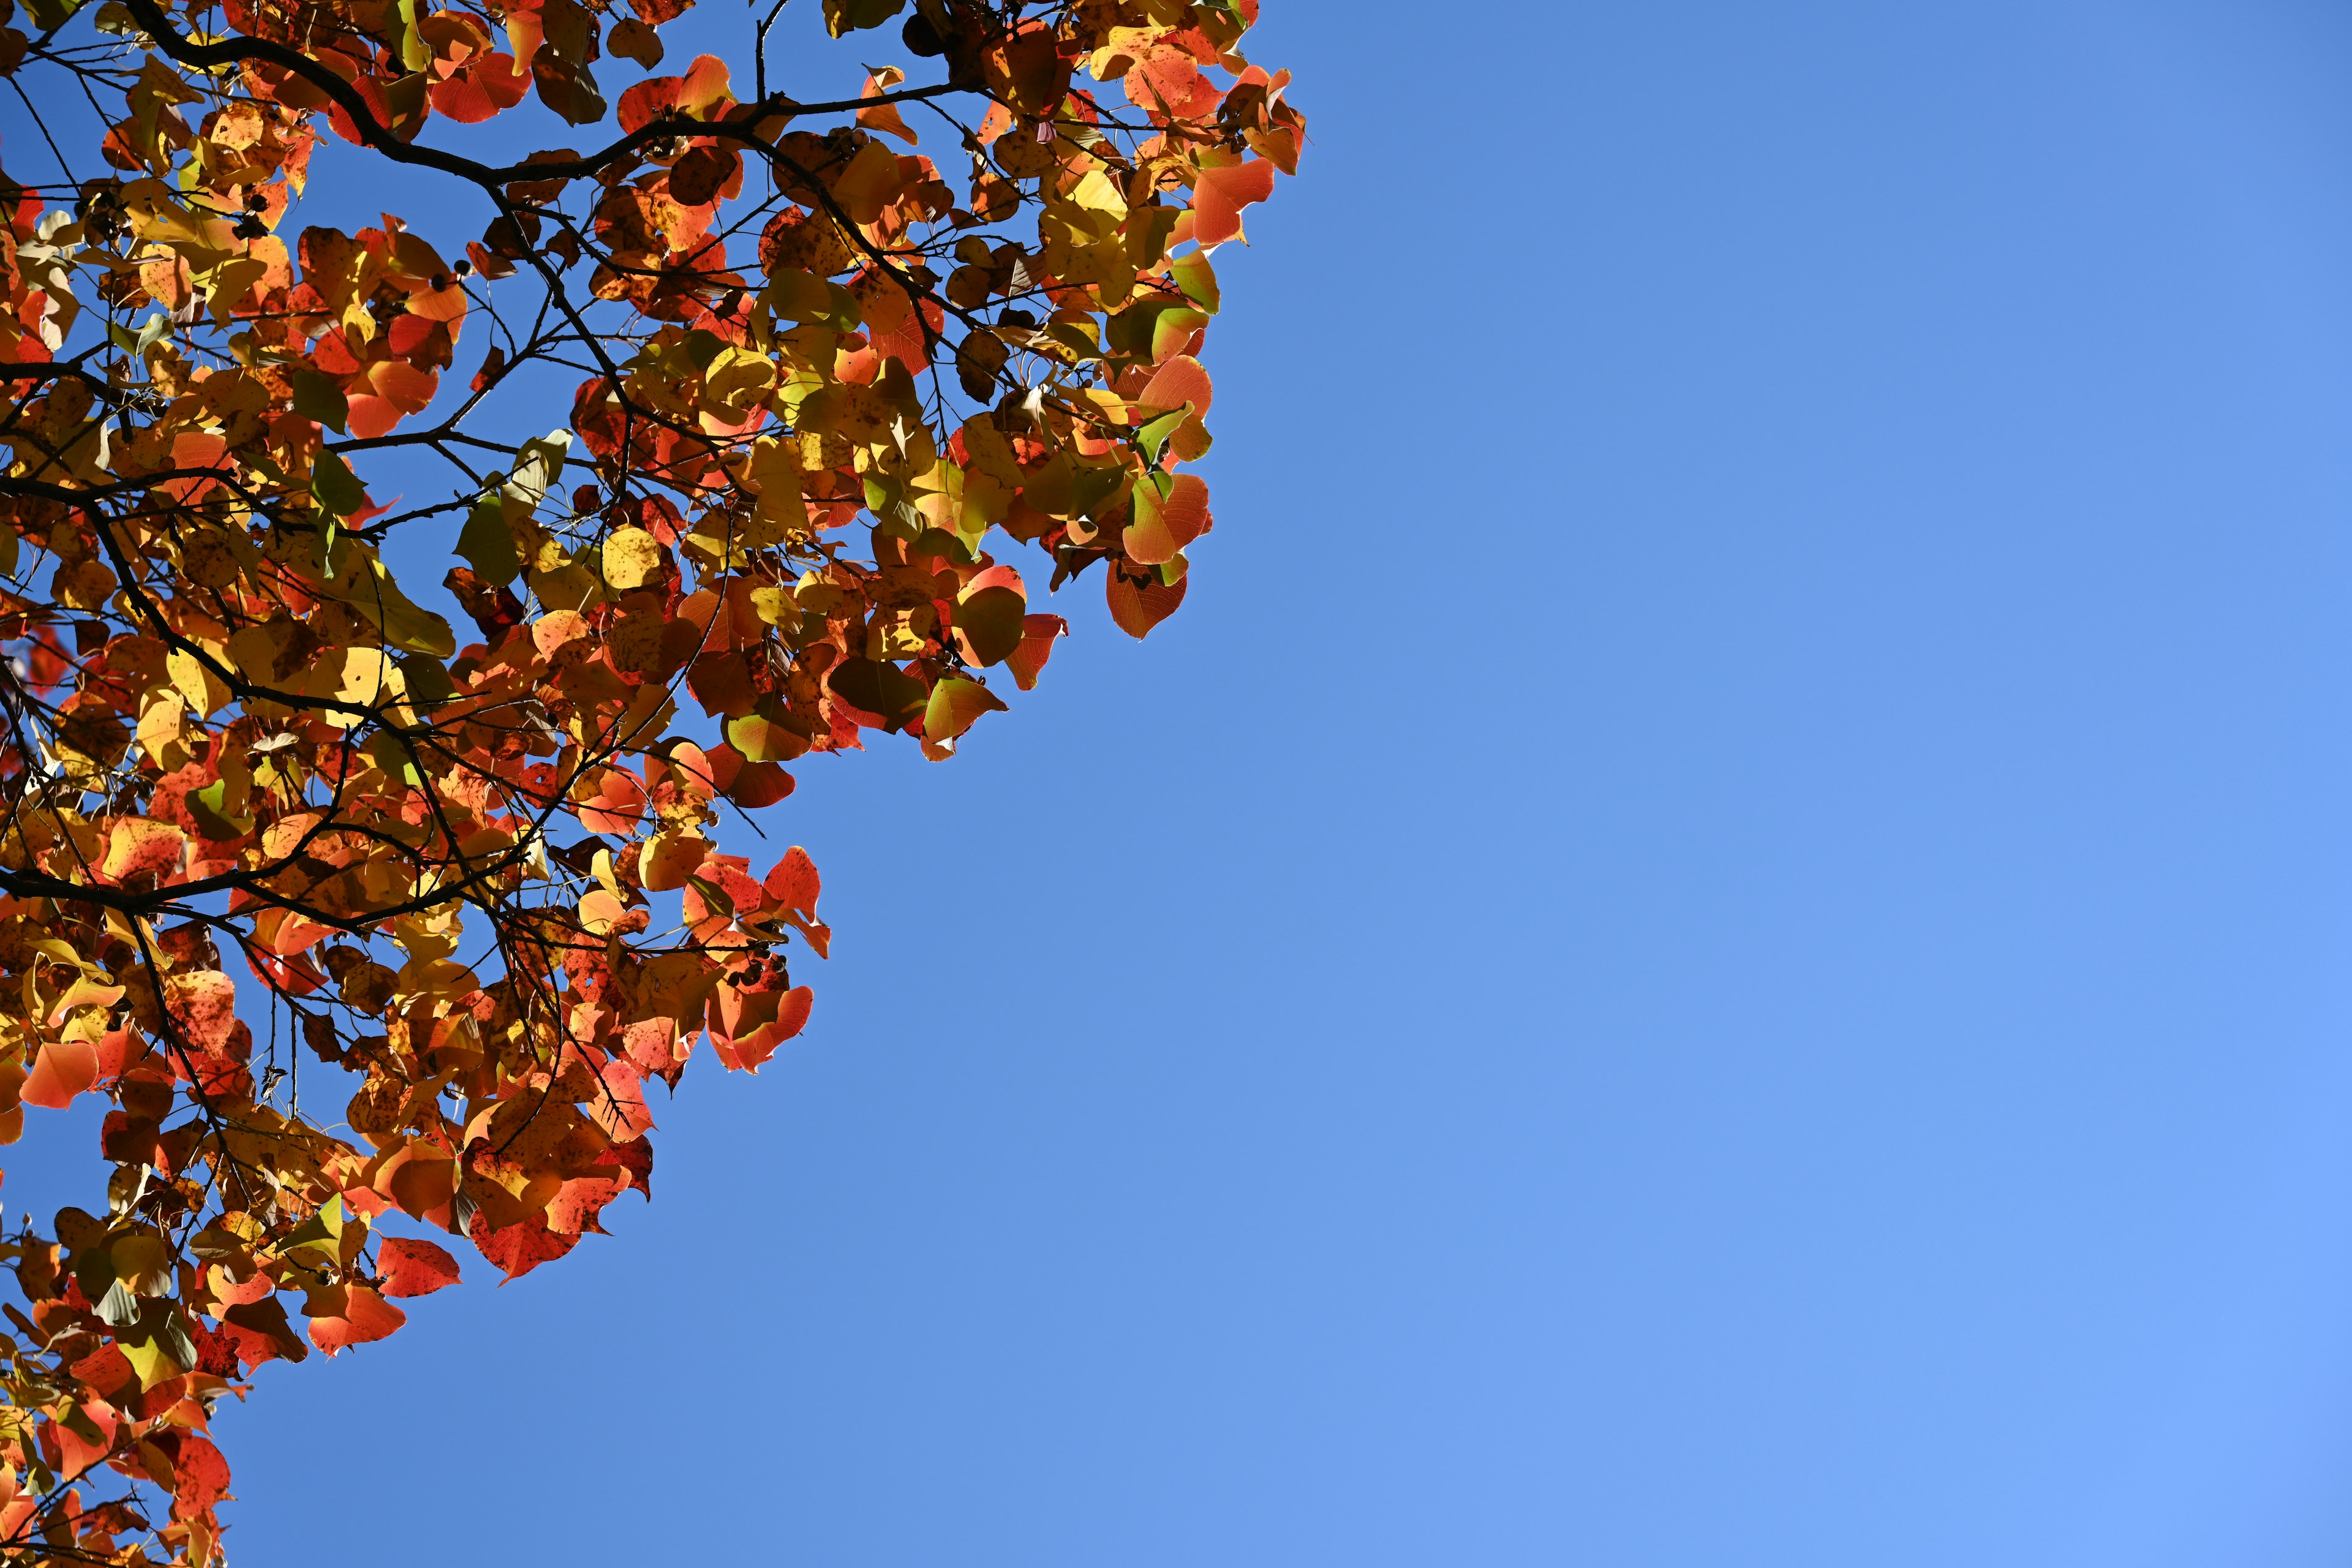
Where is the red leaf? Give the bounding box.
[222,1295,311,1368]
[761,846,821,917]
[472,1212,579,1281]
[727,759,794,809]
[594,1135,655,1197]
[709,982,812,1072]
[20,1038,97,1109]
[1191,157,1276,247]
[470,345,508,394]
[1137,353,1213,418]
[377,1236,462,1298]
[431,53,529,123]
[307,1283,407,1354]
[1005,613,1068,691]
[1107,569,1188,639]
[167,971,240,1053]
[193,1322,244,1378]
[172,1433,232,1516]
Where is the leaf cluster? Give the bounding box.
[0,0,1298,1556]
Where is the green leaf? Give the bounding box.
[1069,461,1128,520]
[394,653,456,708]
[394,0,431,69]
[502,429,572,510]
[1151,307,1209,363]
[1046,320,1102,360]
[727,710,795,762]
[952,586,1025,666]
[821,0,905,37]
[275,1200,346,1264]
[149,1303,198,1371]
[1108,298,1196,359]
[311,449,367,517]
[21,0,89,34]
[1136,404,1190,466]
[922,676,1008,747]
[339,559,457,657]
[313,512,342,578]
[911,526,976,567]
[457,492,520,586]
[95,1279,140,1329]
[290,368,350,435]
[826,657,928,731]
[188,778,255,840]
[1169,252,1221,314]
[862,473,924,538]
[367,731,423,787]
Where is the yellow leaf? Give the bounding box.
[47,976,126,1027]
[99,820,186,884]
[314,647,403,720]
[167,646,231,716]
[700,345,777,414]
[745,437,804,532]
[639,828,708,892]
[118,178,209,245]
[328,557,457,657]
[601,527,663,591]
[122,1335,191,1391]
[137,690,189,771]
[1068,167,1128,217]
[579,889,628,935]
[195,255,266,325]
[832,140,905,225]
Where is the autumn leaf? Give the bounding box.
[1191,157,1279,247]
[0,0,1298,1555]
[307,1284,407,1354]
[377,1237,463,1298]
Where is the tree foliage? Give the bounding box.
[0,0,1298,1551]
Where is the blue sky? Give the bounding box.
[13,0,2352,1562]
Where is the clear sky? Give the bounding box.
[12,0,2352,1562]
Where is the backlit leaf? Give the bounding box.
[377,1237,462,1298]
[0,1,1300,1553]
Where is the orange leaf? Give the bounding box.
[1107,568,1188,639]
[377,1236,462,1298]
[1006,614,1068,691]
[472,1213,578,1281]
[100,819,187,884]
[47,976,125,1028]
[166,971,241,1054]
[1124,473,1211,567]
[1137,353,1213,419]
[1191,157,1277,247]
[709,982,812,1072]
[172,1433,232,1515]
[762,846,821,918]
[308,1283,407,1354]
[20,1038,98,1110]
[859,67,918,145]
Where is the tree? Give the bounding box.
[0,0,1299,1551]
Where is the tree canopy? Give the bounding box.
[0,0,1299,1555]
